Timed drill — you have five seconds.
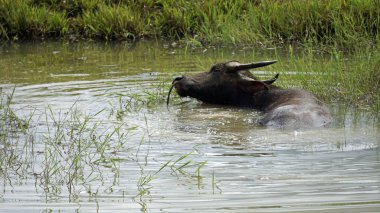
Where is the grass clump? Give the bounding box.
[79,4,142,40]
[0,0,68,40]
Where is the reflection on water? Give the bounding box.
[0,41,379,212]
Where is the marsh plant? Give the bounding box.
[0,94,131,200]
[0,88,31,136]
[112,80,184,119]
[38,104,132,200]
[1,88,37,199]
[0,88,208,203]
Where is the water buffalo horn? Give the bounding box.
[229,60,277,72]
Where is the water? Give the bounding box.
[0,41,379,212]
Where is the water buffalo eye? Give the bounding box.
[211,66,224,73]
[209,67,218,73]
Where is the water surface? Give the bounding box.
[0,41,379,212]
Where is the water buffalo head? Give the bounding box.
[168,60,278,106]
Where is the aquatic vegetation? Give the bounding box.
[113,80,183,118]
[0,88,209,203]
[0,94,128,200]
[0,88,31,135]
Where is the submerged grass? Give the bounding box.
[1,0,379,49]
[0,88,210,203]
[0,93,132,200]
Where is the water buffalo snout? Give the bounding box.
[167,76,188,105]
[172,76,191,97]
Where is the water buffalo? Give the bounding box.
[167,60,331,129]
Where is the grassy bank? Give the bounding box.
[1,0,380,48]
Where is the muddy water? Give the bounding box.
[0,41,379,212]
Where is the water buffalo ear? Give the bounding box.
[239,80,269,93]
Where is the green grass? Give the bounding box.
[273,44,380,111]
[1,0,379,49]
[0,0,68,40]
